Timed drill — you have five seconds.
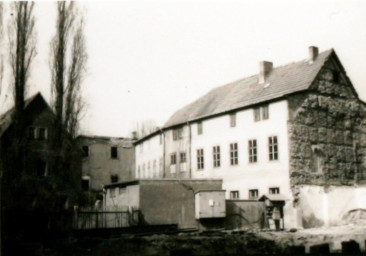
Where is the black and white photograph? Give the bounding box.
[0,0,366,255]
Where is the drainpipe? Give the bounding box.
[163,130,166,178]
[188,121,192,179]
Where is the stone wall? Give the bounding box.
[288,58,366,189]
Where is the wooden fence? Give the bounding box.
[73,209,140,229]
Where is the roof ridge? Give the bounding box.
[163,48,334,128]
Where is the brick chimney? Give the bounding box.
[259,61,273,84]
[132,131,137,140]
[309,46,319,62]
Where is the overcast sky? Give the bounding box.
[1,0,366,137]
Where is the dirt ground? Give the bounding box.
[258,224,366,253]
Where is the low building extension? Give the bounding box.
[104,179,225,230]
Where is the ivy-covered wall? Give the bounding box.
[288,57,366,188]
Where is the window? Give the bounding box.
[230,143,238,165]
[269,187,280,194]
[137,166,141,178]
[38,128,47,140]
[269,136,278,160]
[262,105,269,120]
[248,140,257,163]
[254,108,261,122]
[230,113,236,127]
[230,191,239,199]
[142,163,146,178]
[312,146,324,173]
[333,70,340,83]
[197,122,203,135]
[213,146,220,168]
[82,146,89,157]
[28,127,36,140]
[173,127,183,141]
[254,105,269,121]
[171,153,177,165]
[111,146,118,159]
[81,176,90,191]
[180,152,186,163]
[111,174,119,183]
[197,149,204,170]
[36,160,47,177]
[159,134,162,144]
[249,189,259,200]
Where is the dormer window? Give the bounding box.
[230,113,236,127]
[172,127,183,141]
[254,104,269,122]
[197,122,203,135]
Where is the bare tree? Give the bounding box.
[8,1,36,173]
[49,2,87,216]
[51,2,87,143]
[132,119,158,139]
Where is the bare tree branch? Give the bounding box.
[131,119,158,139]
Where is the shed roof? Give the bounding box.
[259,194,290,202]
[164,49,333,128]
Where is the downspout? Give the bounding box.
[163,129,166,178]
[188,121,192,179]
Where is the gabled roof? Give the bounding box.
[0,92,49,136]
[164,49,334,128]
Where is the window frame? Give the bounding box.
[111,174,119,183]
[81,177,90,191]
[254,107,261,122]
[38,127,47,140]
[173,127,183,141]
[111,146,118,159]
[213,146,221,168]
[230,190,240,199]
[262,104,269,120]
[180,152,186,163]
[197,149,204,170]
[248,139,257,163]
[170,153,177,165]
[230,113,236,127]
[197,122,203,135]
[28,127,36,140]
[230,143,238,166]
[269,187,280,194]
[269,136,279,161]
[249,189,259,200]
[254,105,269,121]
[82,146,89,158]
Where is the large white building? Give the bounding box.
[134,47,366,228]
